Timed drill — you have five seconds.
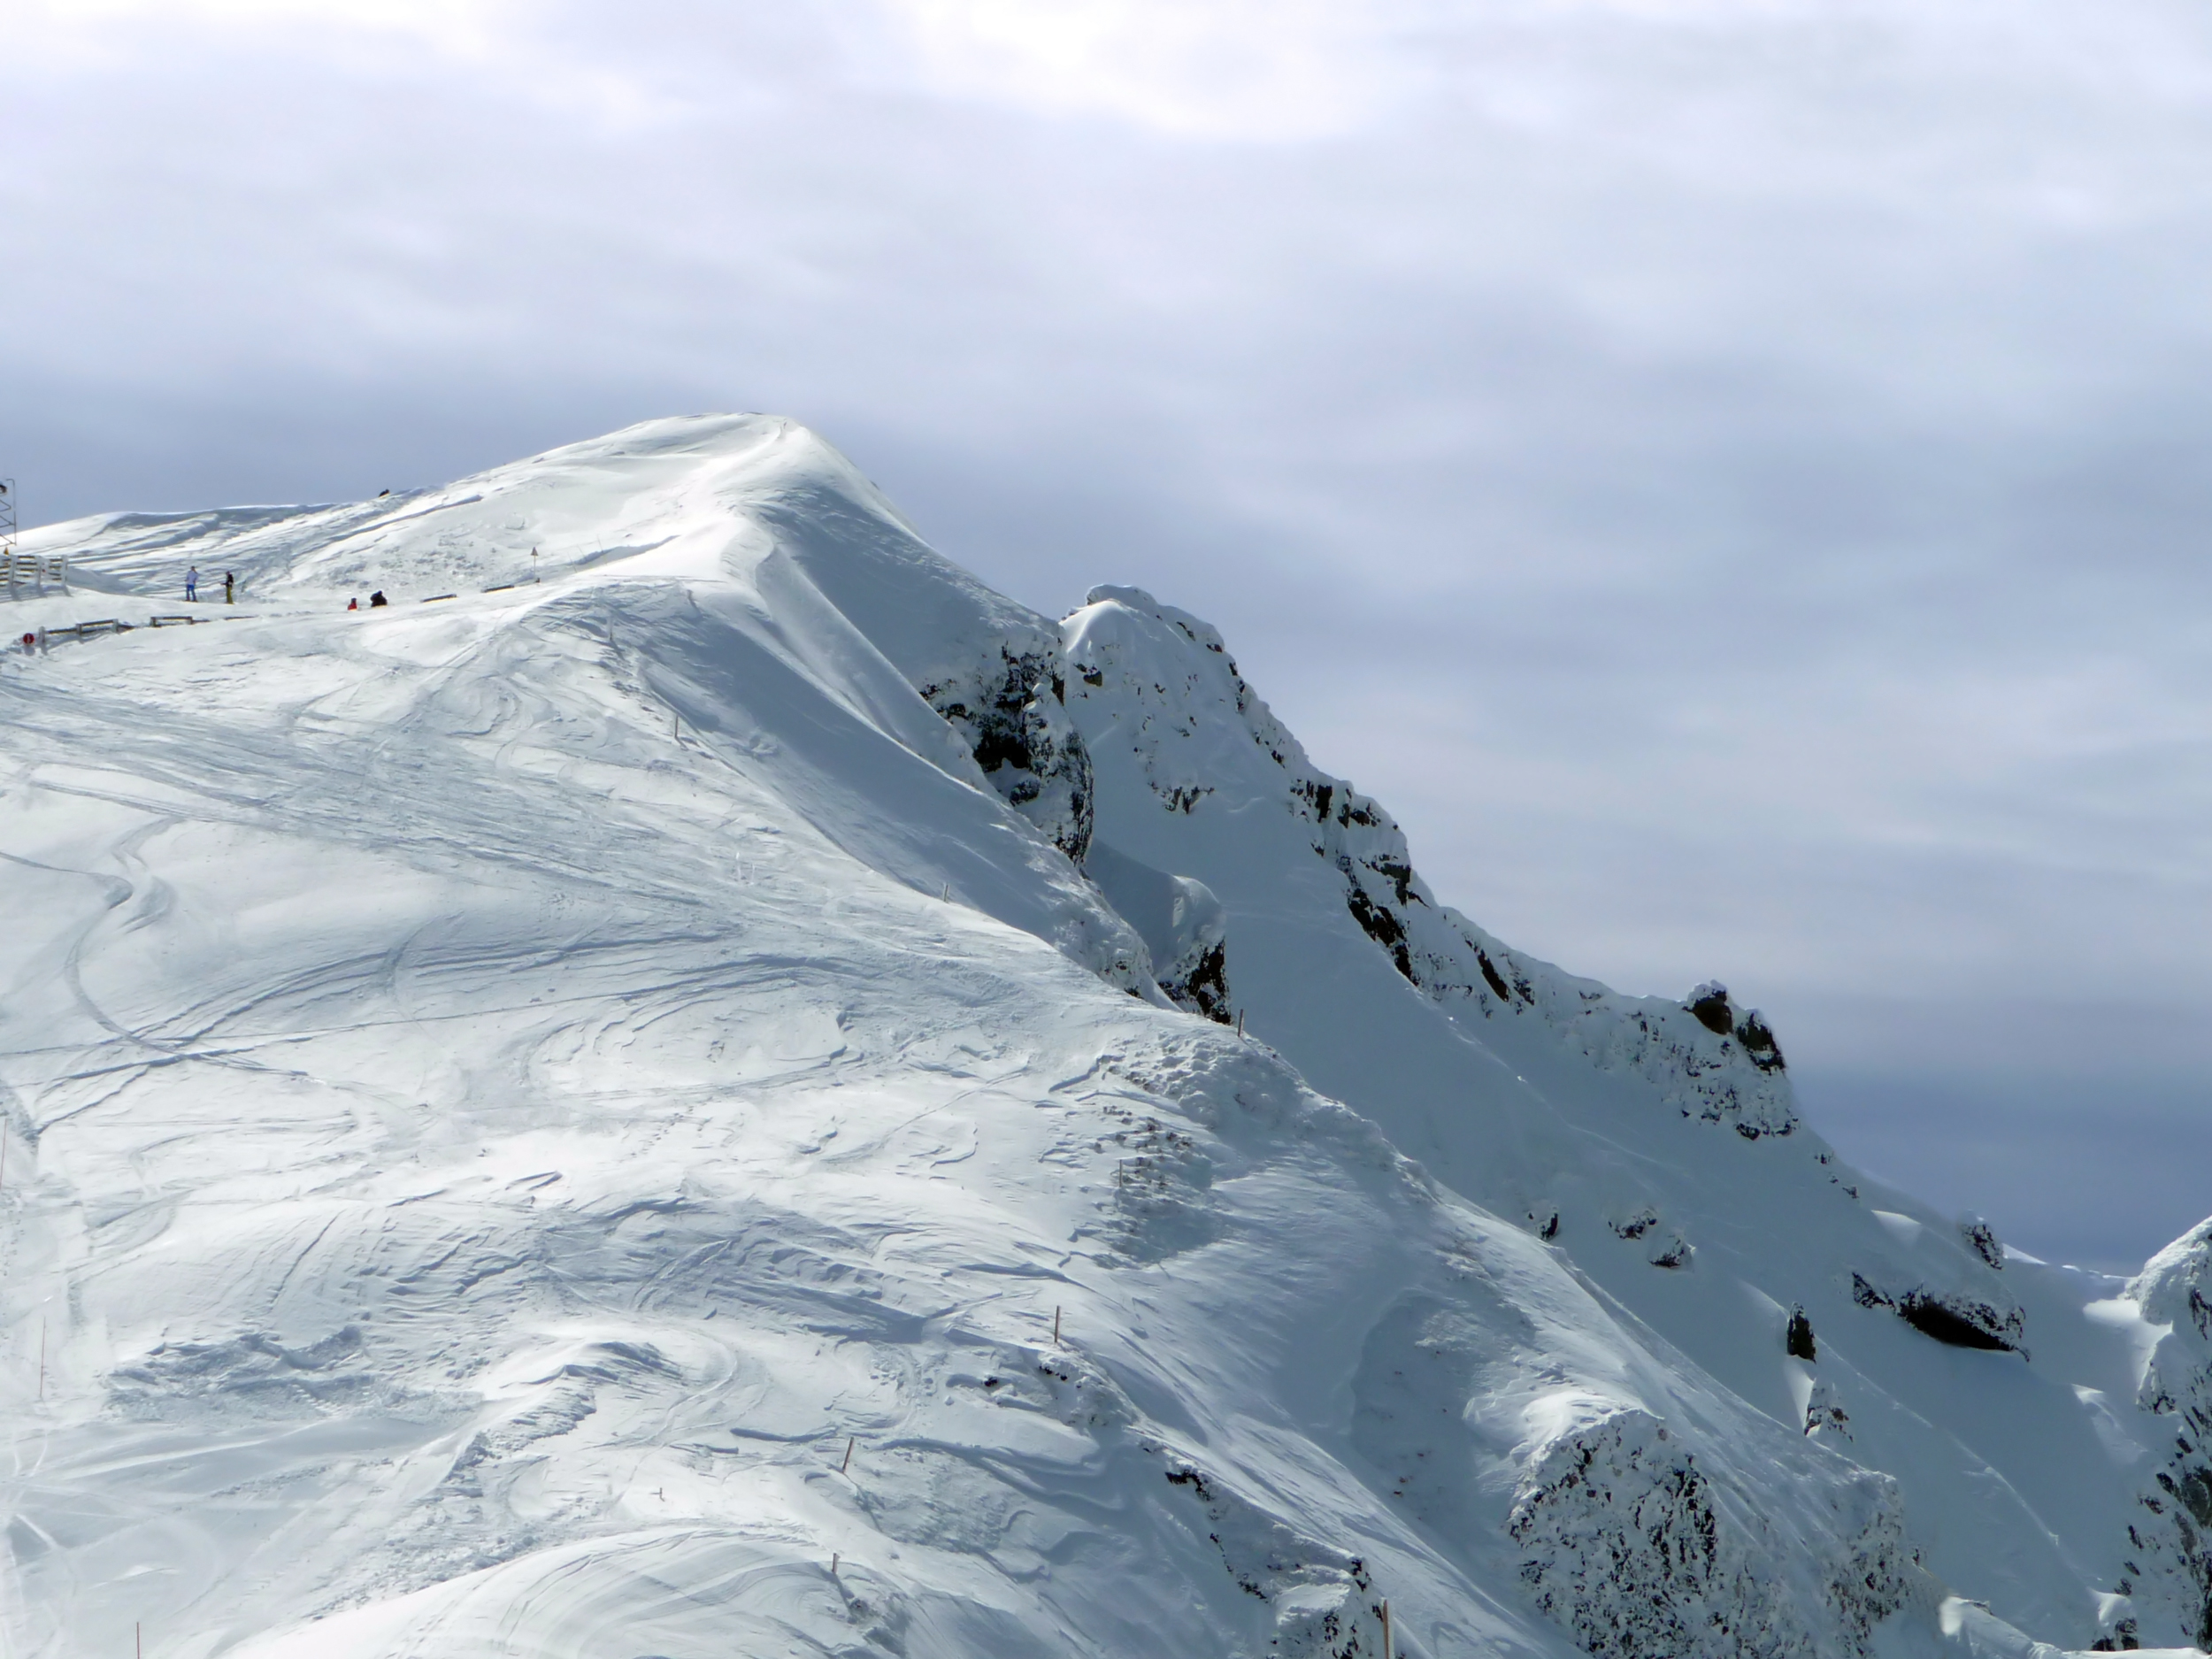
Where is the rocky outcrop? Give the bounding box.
[918,646,1094,862]
[1849,1273,2024,1354]
[1844,1210,2026,1355]
[1508,1406,1909,1659]
[1611,1206,1694,1269]
[1686,983,1786,1073]
[1787,1309,1819,1363]
[1960,1217,2006,1272]
[1060,587,1801,1141]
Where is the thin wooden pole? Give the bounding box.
[830,1552,839,1577]
[1381,1598,1392,1657]
[840,1436,855,1474]
[1053,1306,1062,1345]
[1236,1010,1244,1038]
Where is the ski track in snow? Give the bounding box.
[0,414,2200,1659]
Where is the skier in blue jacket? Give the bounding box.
[185,566,199,602]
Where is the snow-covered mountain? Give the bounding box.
[2,414,2204,1659]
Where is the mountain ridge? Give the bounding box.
[0,412,2200,1659]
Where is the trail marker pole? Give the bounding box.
[841,1436,855,1474]
[1236,1010,1244,1038]
[1053,1305,1063,1345]
[1381,1598,1393,1657]
[830,1552,840,1577]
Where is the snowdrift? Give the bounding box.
[0,415,2200,1659]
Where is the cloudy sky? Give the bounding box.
[9,0,2210,1270]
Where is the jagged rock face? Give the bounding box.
[918,646,1094,862]
[1961,1217,2006,1271]
[2129,1223,2212,1647]
[1686,982,1786,1074]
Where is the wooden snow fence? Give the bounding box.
[3,552,68,600]
[19,613,243,653]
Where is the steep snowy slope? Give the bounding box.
[0,415,2199,1659]
[1056,585,2208,1653]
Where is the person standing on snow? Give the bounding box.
[185,566,199,602]
[224,572,235,604]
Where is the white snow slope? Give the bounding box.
[1,415,2204,1659]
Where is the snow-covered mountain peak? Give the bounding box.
[3,416,2207,1659]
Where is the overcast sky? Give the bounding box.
[8,0,2210,1271]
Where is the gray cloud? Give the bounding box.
[7,0,2210,1268]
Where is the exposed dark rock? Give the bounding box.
[1478,950,1515,1002]
[1787,1309,1817,1363]
[1735,1011,1786,1073]
[1177,941,1231,1025]
[1898,1295,2015,1351]
[1687,983,1734,1036]
[920,647,1093,860]
[1852,1273,2024,1352]
[1962,1217,2005,1271]
[1345,881,1414,982]
[1612,1208,1693,1269]
[1686,983,1786,1074]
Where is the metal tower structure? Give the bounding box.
[0,480,15,562]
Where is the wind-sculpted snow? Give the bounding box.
[3,414,2206,1659]
[1082,842,1231,1023]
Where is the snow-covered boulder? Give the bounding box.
[1508,1402,1909,1659]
